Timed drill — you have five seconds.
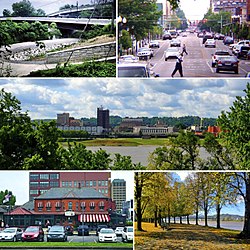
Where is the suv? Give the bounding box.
[137,48,154,60]
[77,225,89,236]
[122,226,133,242]
[21,226,44,242]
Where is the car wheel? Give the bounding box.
[165,58,167,61]
[235,69,239,74]
[216,68,220,73]
[13,236,17,242]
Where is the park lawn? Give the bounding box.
[61,138,171,147]
[135,222,250,250]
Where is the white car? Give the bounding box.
[170,39,181,47]
[122,226,133,242]
[0,227,23,242]
[118,63,151,78]
[137,48,154,60]
[98,228,117,243]
[149,40,160,48]
[114,227,124,236]
[205,39,216,48]
[164,47,180,61]
[211,50,231,67]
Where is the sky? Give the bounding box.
[0,171,134,205]
[0,78,248,120]
[180,0,210,21]
[0,0,92,16]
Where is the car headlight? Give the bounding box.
[34,233,39,237]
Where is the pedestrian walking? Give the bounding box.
[171,53,183,77]
[182,44,188,55]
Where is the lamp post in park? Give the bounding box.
[118,16,127,56]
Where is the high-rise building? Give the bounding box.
[29,172,111,201]
[111,179,126,211]
[97,106,110,130]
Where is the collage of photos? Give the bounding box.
[0,0,250,250]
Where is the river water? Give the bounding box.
[87,146,209,166]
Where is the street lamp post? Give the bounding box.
[117,16,127,56]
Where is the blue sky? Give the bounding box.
[0,78,248,120]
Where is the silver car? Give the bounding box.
[0,227,23,242]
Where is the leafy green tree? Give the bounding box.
[217,83,250,170]
[0,190,16,205]
[119,30,132,51]
[2,9,11,17]
[12,0,36,17]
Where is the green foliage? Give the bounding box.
[0,190,16,205]
[119,30,132,50]
[27,61,116,77]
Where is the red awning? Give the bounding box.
[78,214,110,223]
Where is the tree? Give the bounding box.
[217,83,250,169]
[12,0,36,17]
[0,190,16,206]
[2,9,12,17]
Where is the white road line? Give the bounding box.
[206,60,214,73]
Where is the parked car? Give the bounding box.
[21,226,44,242]
[202,33,213,44]
[0,227,23,242]
[204,39,216,48]
[65,225,74,236]
[96,225,109,236]
[122,226,134,242]
[137,47,154,60]
[149,40,160,48]
[170,39,181,47]
[214,33,225,40]
[98,228,117,243]
[118,63,151,78]
[237,45,250,59]
[77,225,89,236]
[211,50,231,67]
[164,47,180,61]
[47,225,67,242]
[114,227,124,236]
[215,55,239,74]
[223,36,234,45]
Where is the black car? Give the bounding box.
[215,55,239,74]
[77,225,89,236]
[96,225,108,236]
[47,225,67,242]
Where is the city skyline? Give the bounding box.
[0,78,248,120]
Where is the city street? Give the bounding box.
[146,33,250,77]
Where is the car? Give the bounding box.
[169,30,178,38]
[164,47,180,61]
[65,225,74,236]
[170,39,181,47]
[214,33,225,40]
[223,36,234,45]
[136,47,154,60]
[215,55,239,74]
[119,55,139,63]
[236,40,250,46]
[98,228,117,243]
[96,225,108,236]
[197,32,204,38]
[211,50,231,67]
[204,39,216,48]
[149,40,160,48]
[202,33,213,44]
[181,32,187,37]
[47,225,67,242]
[0,227,23,242]
[118,63,152,78]
[114,227,124,236]
[237,45,250,59]
[21,226,44,242]
[122,226,134,242]
[162,32,172,40]
[77,225,89,236]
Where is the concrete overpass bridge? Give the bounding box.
[48,6,95,18]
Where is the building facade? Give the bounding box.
[97,106,110,130]
[57,113,70,126]
[111,179,126,212]
[29,172,111,201]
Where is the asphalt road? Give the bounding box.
[147,33,250,78]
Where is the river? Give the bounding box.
[87,146,210,166]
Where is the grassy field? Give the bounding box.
[61,138,171,147]
[135,222,250,250]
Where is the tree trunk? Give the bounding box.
[174,217,176,224]
[187,215,190,225]
[204,207,208,227]
[135,173,143,231]
[240,176,250,238]
[195,209,199,225]
[154,206,158,227]
[216,204,221,229]
[180,216,182,224]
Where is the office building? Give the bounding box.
[111,179,126,212]
[97,106,110,130]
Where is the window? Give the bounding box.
[90,202,95,210]
[62,181,65,187]
[86,181,89,187]
[68,202,72,211]
[81,181,85,187]
[93,181,96,186]
[105,181,108,186]
[101,181,105,186]
[74,181,78,187]
[80,202,86,210]
[30,174,39,180]
[30,182,39,187]
[50,173,59,179]
[38,202,43,211]
[40,174,49,179]
[98,180,101,186]
[30,190,39,195]
[50,181,59,187]
[40,182,49,187]
[55,202,61,211]
[99,201,104,210]
[90,181,93,187]
[46,202,51,211]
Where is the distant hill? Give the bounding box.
[189,214,244,221]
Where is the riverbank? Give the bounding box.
[135,222,250,250]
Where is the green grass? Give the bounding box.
[60,138,171,147]
[0,241,132,248]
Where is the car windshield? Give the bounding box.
[118,67,148,77]
[3,228,16,233]
[25,227,39,232]
[167,48,178,52]
[215,51,230,55]
[50,226,64,232]
[100,229,114,234]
